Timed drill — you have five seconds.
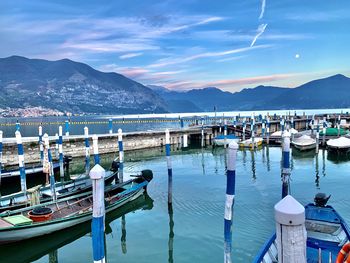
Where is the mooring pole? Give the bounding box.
[165,129,172,204]
[224,119,228,148]
[242,119,246,141]
[65,120,70,137]
[224,141,238,263]
[93,135,100,165]
[316,124,320,153]
[84,127,90,174]
[16,120,20,131]
[322,117,326,146]
[108,118,113,134]
[281,131,291,198]
[118,128,124,182]
[58,126,64,179]
[275,195,306,263]
[16,131,27,195]
[44,133,57,201]
[55,133,59,159]
[251,115,255,150]
[90,164,106,263]
[201,117,205,148]
[0,131,2,197]
[38,126,43,163]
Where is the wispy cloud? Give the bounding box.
[259,0,266,19]
[250,23,268,47]
[119,52,143,59]
[148,45,270,68]
[156,73,297,92]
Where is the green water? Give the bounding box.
[1,145,350,263]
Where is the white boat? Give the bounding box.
[340,119,350,129]
[327,137,350,151]
[271,128,298,137]
[291,135,317,151]
[213,135,239,146]
[239,137,263,148]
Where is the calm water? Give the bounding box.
[1,145,350,262]
[1,107,349,137]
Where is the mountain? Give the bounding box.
[152,74,350,111]
[0,56,168,114]
[264,74,350,109]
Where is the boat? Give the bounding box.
[0,168,118,212]
[327,137,350,152]
[291,135,317,151]
[270,129,298,144]
[0,155,72,182]
[0,169,153,244]
[0,192,154,262]
[213,134,239,146]
[253,193,350,263]
[340,119,350,129]
[320,127,347,137]
[239,137,263,148]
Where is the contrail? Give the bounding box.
[250,23,267,47]
[259,0,266,19]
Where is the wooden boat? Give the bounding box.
[0,170,153,244]
[253,194,350,263]
[291,135,317,151]
[213,135,239,146]
[0,169,117,212]
[0,192,154,262]
[239,137,263,148]
[327,137,350,152]
[0,155,71,182]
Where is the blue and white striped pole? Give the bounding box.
[267,117,270,145]
[251,115,255,149]
[280,117,285,132]
[118,128,124,182]
[108,118,113,134]
[16,131,27,194]
[38,126,44,163]
[201,117,205,147]
[243,119,246,141]
[262,119,266,137]
[55,133,59,159]
[93,135,100,165]
[90,164,106,263]
[0,131,2,197]
[65,120,70,137]
[224,141,238,263]
[44,133,57,201]
[84,127,90,174]
[224,119,228,148]
[118,129,124,167]
[316,124,320,153]
[281,131,291,198]
[322,117,327,146]
[58,126,64,178]
[165,129,172,204]
[16,120,20,131]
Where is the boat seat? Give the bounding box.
[306,220,347,244]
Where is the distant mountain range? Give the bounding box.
[0,55,349,116]
[149,74,350,112]
[0,56,167,114]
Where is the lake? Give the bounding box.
[1,144,349,262]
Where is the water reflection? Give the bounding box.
[0,193,154,263]
[327,150,350,164]
[315,152,320,189]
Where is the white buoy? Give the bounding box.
[275,195,307,263]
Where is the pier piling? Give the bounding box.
[90,164,106,263]
[58,126,64,178]
[108,118,113,134]
[281,131,291,198]
[84,127,90,174]
[93,135,100,165]
[65,120,70,137]
[165,129,172,204]
[15,131,27,194]
[224,141,238,263]
[38,126,43,163]
[43,133,56,201]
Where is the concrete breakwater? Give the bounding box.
[1,128,210,166]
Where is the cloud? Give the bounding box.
[155,73,297,92]
[148,44,270,68]
[250,23,268,47]
[259,0,266,19]
[119,52,143,59]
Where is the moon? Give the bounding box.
[295,54,300,59]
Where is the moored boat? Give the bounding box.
[239,137,263,148]
[213,134,239,146]
[253,193,350,263]
[0,169,118,212]
[327,137,350,152]
[291,135,317,151]
[0,169,153,244]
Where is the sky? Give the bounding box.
[0,0,350,92]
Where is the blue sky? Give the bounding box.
[1,0,349,92]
